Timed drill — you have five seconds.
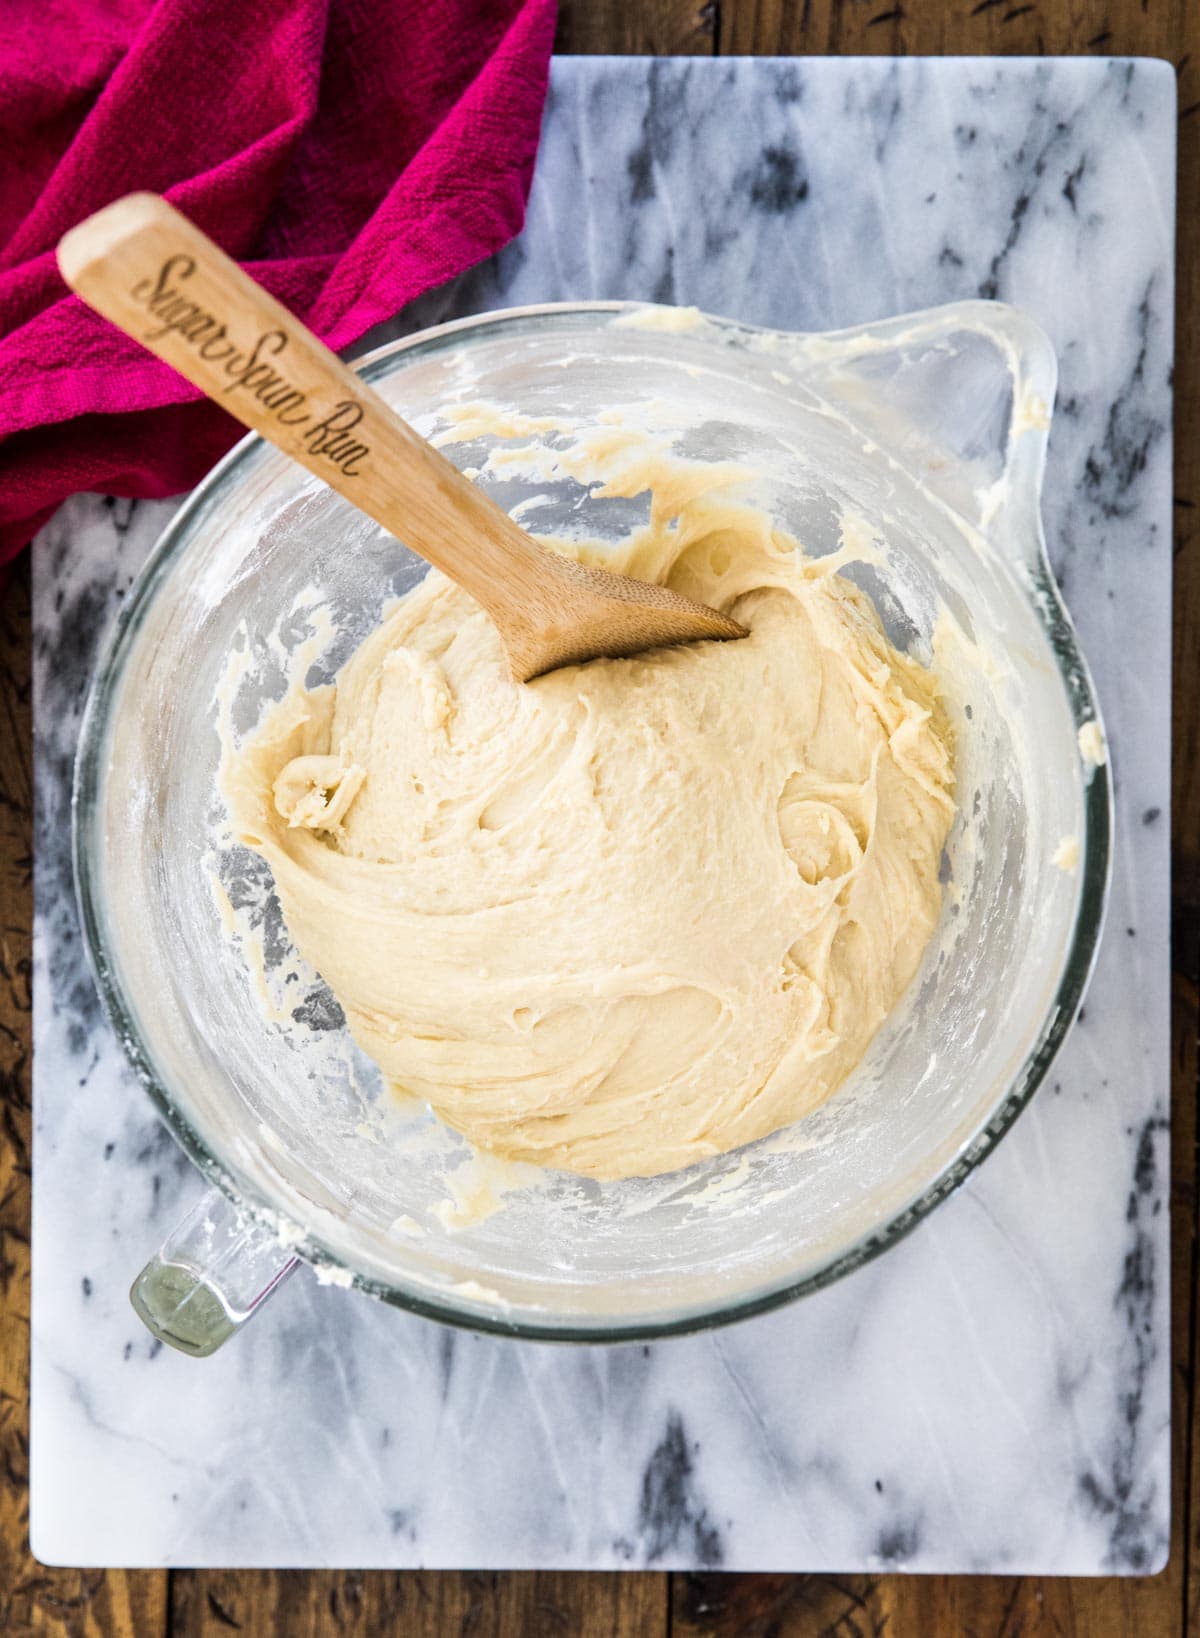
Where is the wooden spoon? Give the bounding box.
[57,194,746,681]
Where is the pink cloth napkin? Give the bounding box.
[0,0,556,557]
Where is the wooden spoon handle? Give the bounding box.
[57,193,546,610]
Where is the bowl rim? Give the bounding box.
[72,298,1113,1342]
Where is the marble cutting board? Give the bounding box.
[30,55,1175,1571]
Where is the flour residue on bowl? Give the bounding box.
[1078,719,1107,768]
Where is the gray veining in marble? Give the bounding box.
[30,56,1174,1571]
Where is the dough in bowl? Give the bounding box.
[226,456,955,1181]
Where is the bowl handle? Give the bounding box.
[785,299,1059,569]
[129,1186,299,1358]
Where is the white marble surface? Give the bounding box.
[31,57,1174,1571]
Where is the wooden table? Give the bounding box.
[2,2,1195,1632]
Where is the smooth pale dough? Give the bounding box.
[226,466,955,1181]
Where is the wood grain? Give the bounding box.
[557,0,716,55]
[168,1569,664,1637]
[673,1568,1186,1636]
[2,1,1194,1634]
[719,0,1191,57]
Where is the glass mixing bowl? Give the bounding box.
[73,300,1111,1354]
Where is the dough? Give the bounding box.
[226,452,955,1181]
